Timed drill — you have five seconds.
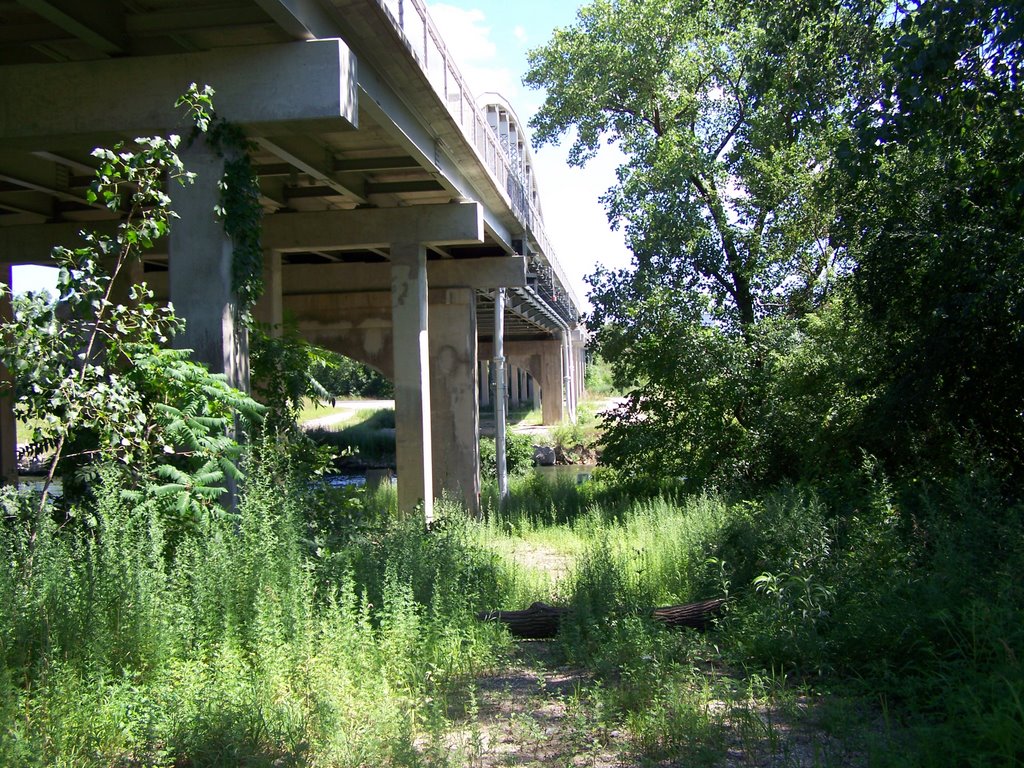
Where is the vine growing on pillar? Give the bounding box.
[177,83,265,316]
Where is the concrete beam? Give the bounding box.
[253,0,337,40]
[279,256,525,294]
[0,40,357,143]
[0,205,496,270]
[256,136,367,204]
[355,75,514,254]
[261,202,483,253]
[17,0,127,55]
[0,220,119,265]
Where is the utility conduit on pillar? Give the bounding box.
[493,287,508,502]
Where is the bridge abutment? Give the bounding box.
[482,340,565,426]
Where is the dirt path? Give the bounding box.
[445,642,624,767]
[438,632,875,767]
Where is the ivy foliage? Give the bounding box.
[0,95,263,523]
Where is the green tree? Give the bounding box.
[0,91,263,522]
[838,0,1024,475]
[526,0,883,484]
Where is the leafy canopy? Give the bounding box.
[525,0,884,486]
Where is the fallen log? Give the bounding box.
[478,597,726,640]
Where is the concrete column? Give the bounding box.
[508,366,520,408]
[478,360,491,407]
[107,255,144,307]
[429,288,479,515]
[169,140,248,391]
[579,347,587,399]
[494,288,508,501]
[540,339,564,425]
[1,265,17,485]
[570,344,579,407]
[253,249,283,337]
[391,241,433,521]
[530,373,541,409]
[576,347,586,400]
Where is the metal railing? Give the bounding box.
[376,0,581,321]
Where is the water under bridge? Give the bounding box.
[0,0,588,517]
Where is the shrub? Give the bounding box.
[479,431,535,481]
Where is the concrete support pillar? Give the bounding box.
[429,288,479,515]
[253,249,283,337]
[494,288,508,501]
[560,332,575,424]
[169,140,248,391]
[107,255,144,307]
[576,348,585,401]
[478,360,491,407]
[390,241,433,521]
[1,265,17,485]
[514,368,524,407]
[540,339,564,425]
[509,367,516,407]
[530,373,541,409]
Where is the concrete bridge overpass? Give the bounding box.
[0,0,587,516]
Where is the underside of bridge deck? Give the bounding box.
[0,0,585,518]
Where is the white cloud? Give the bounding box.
[513,24,528,44]
[533,142,633,308]
[428,4,495,63]
[428,4,518,100]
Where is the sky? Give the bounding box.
[426,0,632,307]
[13,1,633,307]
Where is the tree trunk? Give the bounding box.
[478,598,726,640]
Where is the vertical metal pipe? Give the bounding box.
[494,288,508,501]
[561,330,576,424]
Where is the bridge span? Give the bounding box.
[0,0,587,517]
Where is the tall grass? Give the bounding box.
[0,445,510,767]
[477,468,1024,767]
[2,448,1020,766]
